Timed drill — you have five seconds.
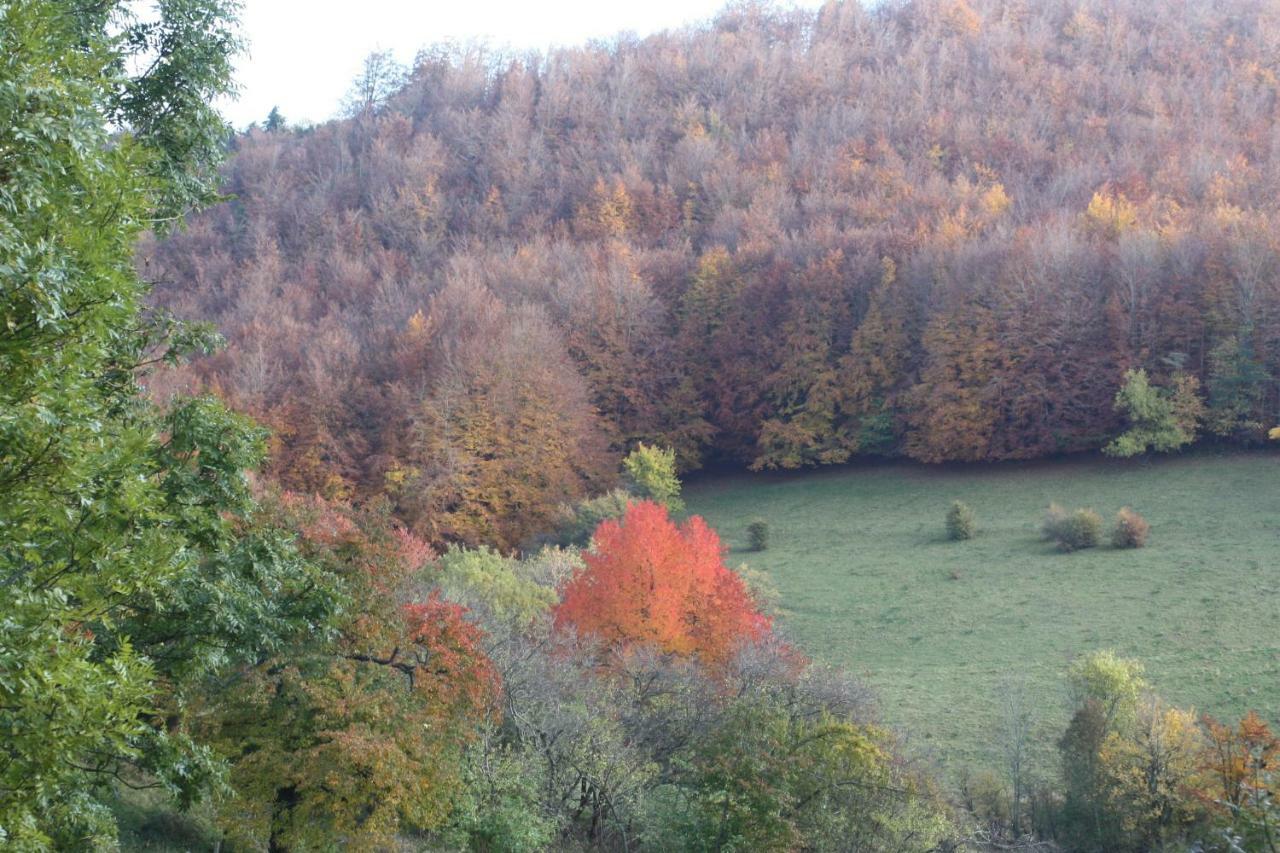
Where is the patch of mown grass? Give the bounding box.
[685,450,1280,777]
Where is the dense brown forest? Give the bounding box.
[149,0,1280,549]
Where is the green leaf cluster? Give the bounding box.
[623,442,685,512]
[0,1,337,845]
[1105,369,1202,458]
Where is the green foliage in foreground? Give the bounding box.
[437,544,558,626]
[684,450,1280,774]
[0,1,336,846]
[647,703,952,851]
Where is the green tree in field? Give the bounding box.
[623,442,685,512]
[1105,369,1203,457]
[0,2,333,846]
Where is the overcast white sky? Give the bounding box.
[221,1,825,129]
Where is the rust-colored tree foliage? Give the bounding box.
[395,279,613,549]
[554,500,770,666]
[1199,710,1280,813]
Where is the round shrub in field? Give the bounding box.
[1112,507,1149,548]
[747,518,770,552]
[1041,502,1068,541]
[1055,508,1102,552]
[946,500,976,541]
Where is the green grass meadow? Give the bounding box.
[684,450,1280,778]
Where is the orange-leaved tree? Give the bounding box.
[554,500,769,666]
[1200,710,1280,812]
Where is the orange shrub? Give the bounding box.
[1111,507,1149,548]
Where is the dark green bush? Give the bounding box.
[1111,507,1149,548]
[946,500,976,541]
[747,518,770,552]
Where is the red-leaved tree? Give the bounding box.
[554,500,769,666]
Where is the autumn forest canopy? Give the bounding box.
[151,0,1280,547]
[5,0,1280,849]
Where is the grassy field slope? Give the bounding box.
[684,450,1280,777]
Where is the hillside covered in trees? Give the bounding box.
[11,0,1280,849]
[151,0,1280,548]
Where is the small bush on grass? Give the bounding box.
[1054,508,1102,552]
[1041,502,1069,541]
[747,518,770,551]
[1111,507,1149,548]
[946,501,976,541]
